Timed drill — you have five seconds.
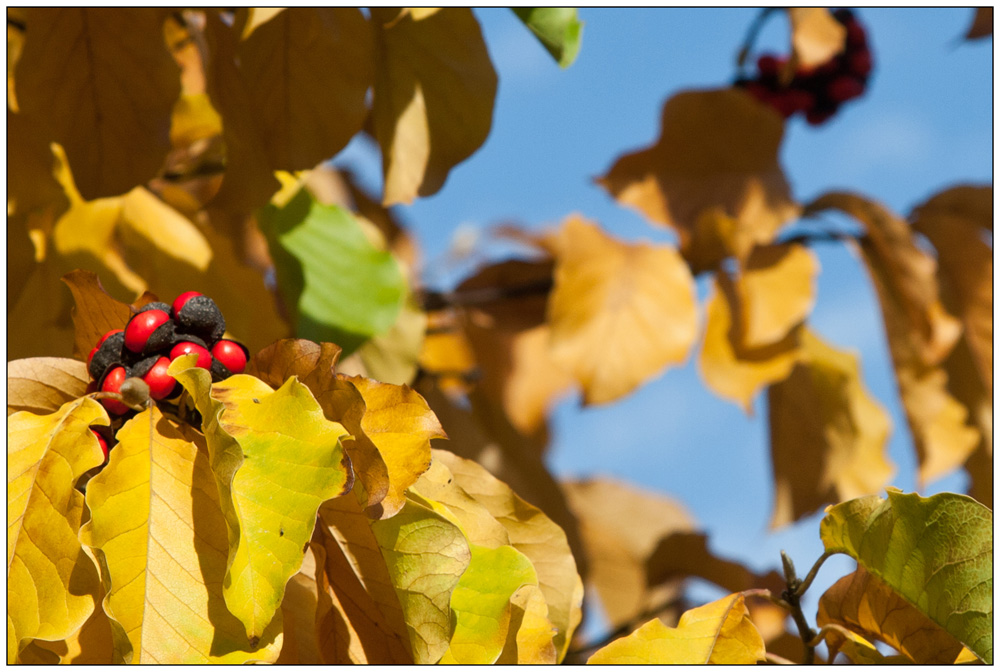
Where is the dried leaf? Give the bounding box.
[7,357,90,416]
[788,8,847,70]
[768,330,894,527]
[821,489,992,663]
[15,8,180,199]
[587,593,766,664]
[598,88,799,251]
[818,566,963,664]
[62,269,136,362]
[371,7,497,205]
[544,216,698,404]
[965,7,993,40]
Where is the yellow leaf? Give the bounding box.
[237,8,372,171]
[7,398,106,662]
[598,88,799,249]
[18,573,114,663]
[544,216,698,404]
[14,8,180,199]
[372,7,497,205]
[818,566,963,664]
[739,243,818,348]
[80,408,282,663]
[169,93,222,150]
[699,273,801,412]
[411,458,510,548]
[7,357,90,416]
[788,8,847,70]
[120,186,211,271]
[275,544,322,664]
[768,329,894,527]
[587,593,766,664]
[238,7,285,41]
[497,584,558,664]
[349,376,446,519]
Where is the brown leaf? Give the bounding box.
[598,88,799,252]
[562,478,695,630]
[965,7,993,40]
[544,216,698,404]
[788,8,847,70]
[818,566,964,664]
[699,273,801,413]
[15,8,180,199]
[62,270,136,361]
[767,329,894,527]
[7,357,90,416]
[237,8,372,171]
[249,339,390,510]
[371,8,497,205]
[7,108,69,219]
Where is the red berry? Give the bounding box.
[170,341,212,369]
[125,310,171,353]
[100,366,131,415]
[827,75,865,103]
[756,54,783,78]
[786,89,816,115]
[744,81,772,103]
[142,356,177,400]
[212,340,248,375]
[769,91,799,118]
[847,49,872,78]
[806,108,837,126]
[172,291,203,318]
[845,21,867,48]
[91,428,109,462]
[97,329,123,348]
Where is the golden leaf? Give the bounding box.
[7,357,90,416]
[738,243,818,348]
[597,88,799,248]
[545,216,698,404]
[788,8,847,70]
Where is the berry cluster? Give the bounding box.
[737,9,872,125]
[86,291,249,434]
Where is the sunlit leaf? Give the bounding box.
[7,398,106,662]
[371,7,497,205]
[238,7,285,40]
[820,489,992,663]
[370,497,472,663]
[237,8,372,171]
[80,408,282,662]
[497,584,559,664]
[787,8,846,70]
[258,188,406,354]
[965,7,993,39]
[818,566,964,664]
[768,329,893,527]
[119,186,212,272]
[170,361,351,641]
[18,569,114,663]
[544,215,698,404]
[512,8,583,67]
[739,243,818,348]
[598,88,799,250]
[7,357,89,416]
[14,8,180,199]
[587,593,766,664]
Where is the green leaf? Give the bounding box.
[820,489,993,663]
[370,497,471,663]
[512,8,583,68]
[169,359,352,641]
[440,544,538,664]
[258,188,406,354]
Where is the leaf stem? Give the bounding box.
[795,550,833,598]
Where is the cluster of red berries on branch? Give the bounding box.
[85,292,249,456]
[736,9,873,125]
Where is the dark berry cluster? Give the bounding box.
[86,291,249,429]
[736,9,872,125]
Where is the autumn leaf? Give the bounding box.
[597,87,799,252]
[14,8,180,199]
[236,8,373,171]
[587,593,766,664]
[738,243,818,348]
[787,8,846,70]
[371,7,497,205]
[7,107,68,219]
[768,329,894,527]
[275,544,322,664]
[965,7,992,39]
[512,8,583,68]
[817,566,964,664]
[80,409,283,663]
[7,357,90,416]
[7,398,106,663]
[544,215,698,404]
[821,489,993,663]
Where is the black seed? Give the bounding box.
[143,320,177,355]
[175,295,226,343]
[136,301,172,315]
[131,354,161,379]
[89,331,126,382]
[210,357,231,382]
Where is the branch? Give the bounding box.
[779,550,819,664]
[736,8,779,72]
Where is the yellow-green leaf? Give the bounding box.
[15,8,180,199]
[7,357,90,416]
[497,584,558,664]
[544,215,698,405]
[820,489,993,663]
[169,361,351,641]
[439,544,538,664]
[7,397,106,662]
[371,7,497,205]
[587,593,766,664]
[818,566,963,664]
[79,408,282,663]
[370,497,471,663]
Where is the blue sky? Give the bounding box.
[335,8,992,640]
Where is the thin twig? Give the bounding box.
[736,8,779,73]
[779,550,818,665]
[795,550,833,598]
